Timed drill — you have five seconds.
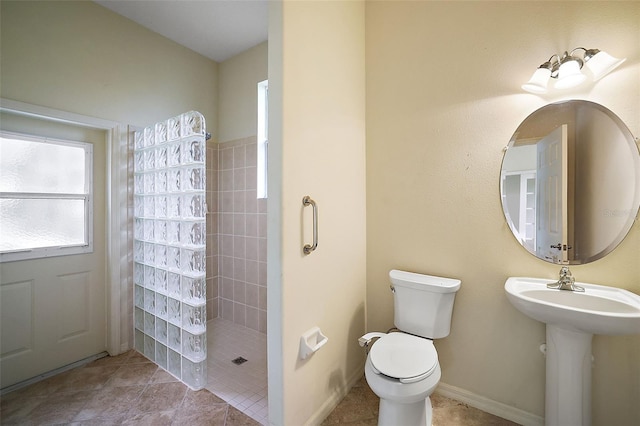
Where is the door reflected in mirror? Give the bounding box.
[501,100,640,265]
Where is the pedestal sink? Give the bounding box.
[505,277,640,426]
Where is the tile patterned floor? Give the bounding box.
[206,318,268,425]
[0,350,260,425]
[323,377,519,426]
[1,326,517,426]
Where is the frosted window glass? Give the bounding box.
[0,199,86,251]
[0,137,86,193]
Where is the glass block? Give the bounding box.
[168,117,181,141]
[134,131,144,151]
[182,303,206,334]
[134,240,144,263]
[155,196,167,220]
[156,342,168,370]
[134,218,144,240]
[134,151,144,173]
[155,268,168,294]
[156,318,168,345]
[168,297,181,326]
[168,272,181,298]
[134,284,144,308]
[181,248,206,276]
[135,329,145,354]
[168,348,181,378]
[155,146,168,170]
[182,166,205,191]
[182,357,206,390]
[182,276,206,305]
[168,323,181,351]
[168,168,181,192]
[134,306,144,331]
[167,220,180,244]
[134,262,144,286]
[181,138,205,165]
[144,288,155,313]
[156,170,168,194]
[181,220,205,247]
[134,174,144,195]
[167,195,181,219]
[168,142,181,167]
[143,218,155,241]
[154,219,167,243]
[156,293,168,319]
[143,197,155,221]
[155,121,168,145]
[144,172,155,194]
[167,246,181,272]
[143,126,155,148]
[144,242,155,266]
[181,111,205,137]
[144,149,155,171]
[182,329,206,362]
[144,265,156,289]
[144,311,155,336]
[134,195,144,217]
[182,193,206,219]
[155,244,167,268]
[144,334,156,361]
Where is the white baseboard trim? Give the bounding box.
[436,382,544,426]
[305,366,365,426]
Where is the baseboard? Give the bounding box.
[305,366,365,426]
[436,382,544,426]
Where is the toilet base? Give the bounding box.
[378,396,432,426]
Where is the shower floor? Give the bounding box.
[206,318,268,425]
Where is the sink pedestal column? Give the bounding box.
[545,324,593,426]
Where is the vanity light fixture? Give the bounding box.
[522,48,626,94]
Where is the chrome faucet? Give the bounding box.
[547,266,585,292]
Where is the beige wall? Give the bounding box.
[0,0,218,130]
[218,42,268,143]
[269,1,366,424]
[366,1,639,424]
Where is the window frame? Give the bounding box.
[257,79,268,199]
[0,131,94,262]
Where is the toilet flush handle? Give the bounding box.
[358,332,388,347]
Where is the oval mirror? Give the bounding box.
[500,100,640,264]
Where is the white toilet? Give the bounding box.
[359,269,461,426]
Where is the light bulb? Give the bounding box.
[522,67,551,94]
[555,60,586,89]
[584,50,626,81]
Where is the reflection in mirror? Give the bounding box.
[501,100,640,264]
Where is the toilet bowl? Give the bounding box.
[364,332,441,426]
[360,270,461,426]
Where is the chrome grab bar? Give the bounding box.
[302,196,318,255]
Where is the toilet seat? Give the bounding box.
[369,333,438,384]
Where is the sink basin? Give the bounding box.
[505,277,640,335]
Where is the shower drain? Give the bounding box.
[232,356,248,365]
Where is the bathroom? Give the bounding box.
[1,1,638,425]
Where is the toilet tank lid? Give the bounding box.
[389,269,461,293]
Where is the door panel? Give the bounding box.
[0,113,107,388]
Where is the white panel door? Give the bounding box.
[536,124,568,263]
[0,114,107,389]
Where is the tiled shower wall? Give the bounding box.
[206,136,267,333]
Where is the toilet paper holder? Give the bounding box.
[299,326,328,360]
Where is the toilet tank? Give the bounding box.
[390,269,461,339]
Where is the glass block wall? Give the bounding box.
[133,111,207,390]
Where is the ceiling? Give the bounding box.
[94,0,268,63]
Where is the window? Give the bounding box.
[0,132,93,262]
[257,79,268,199]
